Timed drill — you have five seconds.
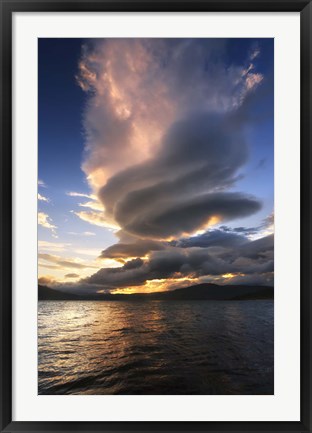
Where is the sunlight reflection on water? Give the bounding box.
[38,300,273,395]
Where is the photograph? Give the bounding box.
[38,37,274,396]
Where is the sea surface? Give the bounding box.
[38,300,274,395]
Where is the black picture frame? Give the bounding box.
[1,1,311,432]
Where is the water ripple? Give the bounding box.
[38,300,274,395]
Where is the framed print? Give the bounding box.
[1,0,311,432]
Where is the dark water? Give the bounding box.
[38,300,274,395]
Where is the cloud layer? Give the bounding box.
[65,233,273,294]
[60,38,274,293]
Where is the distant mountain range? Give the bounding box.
[38,283,274,301]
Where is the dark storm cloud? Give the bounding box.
[120,192,260,240]
[238,233,274,260]
[232,226,259,235]
[100,239,164,259]
[85,235,274,289]
[218,212,274,238]
[99,113,261,239]
[99,207,270,268]
[122,258,145,270]
[223,272,274,286]
[216,234,274,275]
[173,228,248,248]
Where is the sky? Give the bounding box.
[38,38,274,294]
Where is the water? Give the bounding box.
[38,300,274,395]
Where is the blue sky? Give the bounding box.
[38,39,116,274]
[38,38,274,293]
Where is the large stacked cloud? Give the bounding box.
[66,38,274,293]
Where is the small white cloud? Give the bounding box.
[66,191,96,199]
[38,193,49,202]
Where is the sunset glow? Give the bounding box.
[38,38,274,296]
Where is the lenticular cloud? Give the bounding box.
[77,38,263,243]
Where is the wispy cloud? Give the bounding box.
[68,231,96,236]
[38,263,60,270]
[38,212,57,237]
[78,200,103,211]
[39,253,98,269]
[73,210,119,230]
[38,179,47,188]
[250,47,260,60]
[253,212,274,239]
[38,240,70,252]
[66,191,95,199]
